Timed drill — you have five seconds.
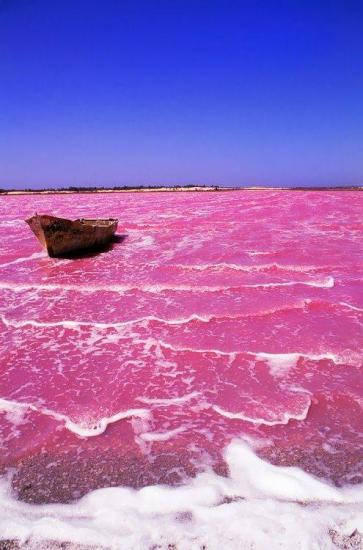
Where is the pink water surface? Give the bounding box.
[0,190,362,504]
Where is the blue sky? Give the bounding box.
[0,0,362,188]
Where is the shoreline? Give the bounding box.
[0,186,362,196]
[2,530,362,550]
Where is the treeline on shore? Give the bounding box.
[0,184,361,194]
[0,184,220,193]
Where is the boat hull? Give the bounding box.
[26,215,118,257]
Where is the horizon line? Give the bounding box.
[1,184,362,195]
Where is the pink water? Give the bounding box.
[0,190,362,511]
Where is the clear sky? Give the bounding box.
[0,0,362,189]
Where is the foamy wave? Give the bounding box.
[244,276,334,289]
[0,398,149,437]
[212,400,311,426]
[139,426,186,442]
[0,276,335,293]
[0,219,24,227]
[3,311,352,368]
[0,303,306,331]
[0,313,217,330]
[140,338,353,366]
[137,392,200,406]
[133,235,155,248]
[339,301,363,313]
[141,337,234,357]
[0,252,45,268]
[2,309,349,369]
[246,250,273,256]
[176,262,323,273]
[2,298,352,332]
[255,352,342,377]
[1,440,363,549]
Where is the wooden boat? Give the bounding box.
[26,214,118,257]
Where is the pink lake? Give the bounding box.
[0,190,362,547]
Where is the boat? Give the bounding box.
[25,214,118,257]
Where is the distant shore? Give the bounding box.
[0,185,362,195]
[1,185,221,195]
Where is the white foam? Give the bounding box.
[176,262,322,273]
[139,338,352,368]
[246,250,272,256]
[139,426,186,442]
[0,276,335,293]
[140,337,234,357]
[339,301,363,313]
[0,302,309,331]
[0,313,215,330]
[137,392,200,406]
[0,398,149,437]
[212,399,311,426]
[0,298,317,335]
[1,440,363,549]
[0,252,45,268]
[133,235,155,248]
[224,440,360,502]
[255,352,341,377]
[0,219,24,227]
[256,352,301,376]
[243,276,335,289]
